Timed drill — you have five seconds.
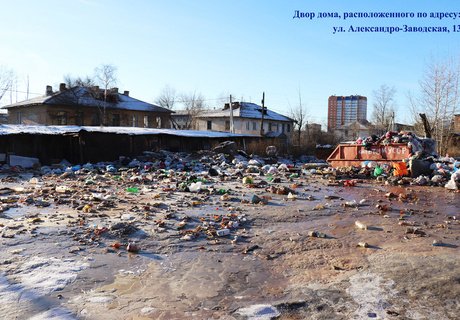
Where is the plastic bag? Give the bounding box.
[373,166,383,177]
[393,162,408,177]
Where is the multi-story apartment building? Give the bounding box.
[327,95,367,132]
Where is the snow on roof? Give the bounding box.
[170,109,191,116]
[340,121,372,130]
[1,94,52,108]
[197,102,294,122]
[2,86,172,113]
[0,124,258,138]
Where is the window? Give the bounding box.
[225,120,230,131]
[132,115,138,127]
[76,112,84,126]
[252,121,257,130]
[91,113,100,126]
[143,115,149,128]
[268,123,272,131]
[207,120,212,130]
[56,111,67,125]
[156,116,161,128]
[112,114,120,126]
[282,123,285,133]
[17,112,22,124]
[246,121,250,130]
[287,124,291,132]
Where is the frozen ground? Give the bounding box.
[0,172,458,319]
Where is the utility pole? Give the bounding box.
[26,75,29,100]
[260,92,265,136]
[419,113,432,138]
[229,94,234,133]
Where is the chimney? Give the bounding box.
[231,102,240,109]
[46,85,53,96]
[111,87,118,94]
[123,90,129,96]
[59,83,66,92]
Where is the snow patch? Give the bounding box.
[236,304,281,319]
[16,256,89,296]
[86,295,115,304]
[28,307,76,320]
[346,271,395,319]
[140,307,156,315]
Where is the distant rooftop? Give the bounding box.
[2,84,173,113]
[196,102,294,122]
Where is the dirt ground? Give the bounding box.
[0,171,458,320]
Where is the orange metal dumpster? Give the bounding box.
[327,143,411,167]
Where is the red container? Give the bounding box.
[327,143,411,167]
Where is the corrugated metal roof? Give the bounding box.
[0,124,258,138]
[1,86,172,113]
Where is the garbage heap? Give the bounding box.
[0,143,328,247]
[351,131,460,190]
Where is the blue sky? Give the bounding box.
[1,0,459,126]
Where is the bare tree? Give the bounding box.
[290,90,308,146]
[372,84,396,134]
[180,91,205,129]
[60,65,118,126]
[63,74,96,88]
[94,64,118,125]
[94,64,117,99]
[155,85,177,109]
[409,57,459,154]
[0,66,14,104]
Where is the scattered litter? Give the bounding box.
[308,231,327,238]
[216,229,230,237]
[355,221,368,230]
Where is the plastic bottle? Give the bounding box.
[216,229,230,236]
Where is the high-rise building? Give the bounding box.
[327,95,367,132]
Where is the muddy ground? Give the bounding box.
[0,171,459,320]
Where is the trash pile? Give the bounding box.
[354,131,436,154]
[349,131,460,190]
[0,143,331,252]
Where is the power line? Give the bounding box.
[0,87,41,97]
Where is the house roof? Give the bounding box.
[1,86,173,113]
[196,102,294,122]
[339,120,373,130]
[170,110,192,116]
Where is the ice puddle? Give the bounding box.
[0,256,88,319]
